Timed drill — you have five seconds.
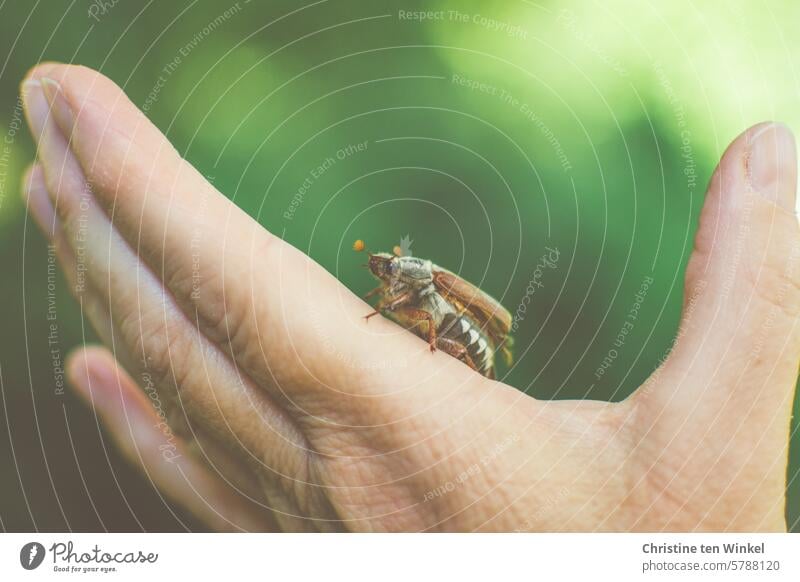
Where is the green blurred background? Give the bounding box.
[1,0,799,531]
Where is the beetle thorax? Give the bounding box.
[393,257,433,289]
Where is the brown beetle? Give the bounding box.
[362,250,513,378]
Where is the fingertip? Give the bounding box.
[65,344,109,375]
[20,162,40,197]
[23,62,96,89]
[24,63,168,198]
[65,346,120,402]
[65,346,97,394]
[21,163,56,235]
[25,63,130,115]
[712,122,780,185]
[67,347,158,425]
[24,63,123,142]
[21,77,48,144]
[22,61,65,86]
[697,122,799,249]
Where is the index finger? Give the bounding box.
[24,64,478,415]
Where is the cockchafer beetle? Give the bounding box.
[359,244,513,378]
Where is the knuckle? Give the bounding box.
[118,308,160,369]
[163,254,211,308]
[743,222,800,319]
[163,247,253,355]
[210,296,251,358]
[115,301,193,393]
[747,259,800,319]
[201,231,279,356]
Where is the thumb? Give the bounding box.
[635,122,800,529]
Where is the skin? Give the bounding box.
[18,63,800,532]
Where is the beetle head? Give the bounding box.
[367,252,433,289]
[367,252,397,282]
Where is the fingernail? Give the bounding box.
[20,79,48,143]
[40,77,75,136]
[22,165,57,237]
[746,122,798,211]
[21,80,70,181]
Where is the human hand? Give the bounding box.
[21,64,799,531]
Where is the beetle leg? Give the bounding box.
[364,309,382,321]
[364,297,387,321]
[364,291,412,322]
[386,292,413,310]
[393,306,437,352]
[436,337,480,372]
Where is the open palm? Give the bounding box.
[21,64,799,531]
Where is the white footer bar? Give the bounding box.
[1,533,797,581]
